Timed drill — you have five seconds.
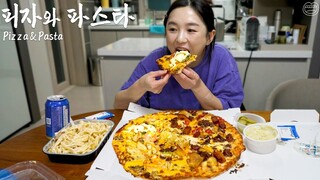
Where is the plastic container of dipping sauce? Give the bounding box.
[243,124,279,154]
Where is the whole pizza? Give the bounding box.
[112,110,245,179]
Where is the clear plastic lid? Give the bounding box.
[0,161,64,180]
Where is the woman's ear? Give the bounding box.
[206,30,216,45]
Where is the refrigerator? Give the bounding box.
[0,0,40,142]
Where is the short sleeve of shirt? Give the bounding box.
[120,47,169,107]
[204,44,244,109]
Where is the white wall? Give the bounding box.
[19,0,54,117]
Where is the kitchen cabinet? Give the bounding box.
[90,31,117,56]
[117,31,144,39]
[236,57,310,110]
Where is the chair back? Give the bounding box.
[265,79,320,113]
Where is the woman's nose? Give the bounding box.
[176,31,187,43]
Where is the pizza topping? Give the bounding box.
[170,118,179,128]
[223,148,233,157]
[191,144,201,151]
[198,149,210,157]
[218,119,227,129]
[182,126,191,134]
[143,172,151,178]
[226,134,234,142]
[202,138,211,144]
[212,134,226,142]
[198,120,214,127]
[188,153,204,168]
[205,129,213,135]
[211,116,220,123]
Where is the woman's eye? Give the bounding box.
[168,28,177,32]
[188,29,196,32]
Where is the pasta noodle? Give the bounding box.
[48,120,111,154]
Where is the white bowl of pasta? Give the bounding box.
[43,119,114,163]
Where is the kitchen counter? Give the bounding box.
[89,22,165,56]
[97,38,166,57]
[97,37,312,58]
[89,19,164,31]
[97,37,312,110]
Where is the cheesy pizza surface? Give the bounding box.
[112,110,245,179]
[156,51,197,74]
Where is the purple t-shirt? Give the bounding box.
[120,44,244,110]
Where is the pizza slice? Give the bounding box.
[156,51,197,74]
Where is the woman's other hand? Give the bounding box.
[173,67,222,110]
[139,70,171,94]
[173,67,201,90]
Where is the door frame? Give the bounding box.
[57,0,90,86]
[39,0,70,93]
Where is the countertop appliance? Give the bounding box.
[239,16,260,51]
[245,16,260,50]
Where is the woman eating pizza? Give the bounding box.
[114,0,244,110]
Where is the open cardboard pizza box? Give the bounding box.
[86,103,320,180]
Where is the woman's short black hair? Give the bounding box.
[163,0,215,32]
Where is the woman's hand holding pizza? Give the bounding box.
[138,70,171,94]
[173,67,202,90]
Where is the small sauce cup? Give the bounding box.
[243,124,279,154]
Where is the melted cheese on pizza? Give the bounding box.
[169,51,190,67]
[126,123,157,133]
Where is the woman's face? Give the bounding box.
[165,6,215,65]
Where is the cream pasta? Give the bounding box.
[48,121,110,154]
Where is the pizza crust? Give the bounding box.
[112,111,245,179]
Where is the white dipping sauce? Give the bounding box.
[245,125,277,141]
